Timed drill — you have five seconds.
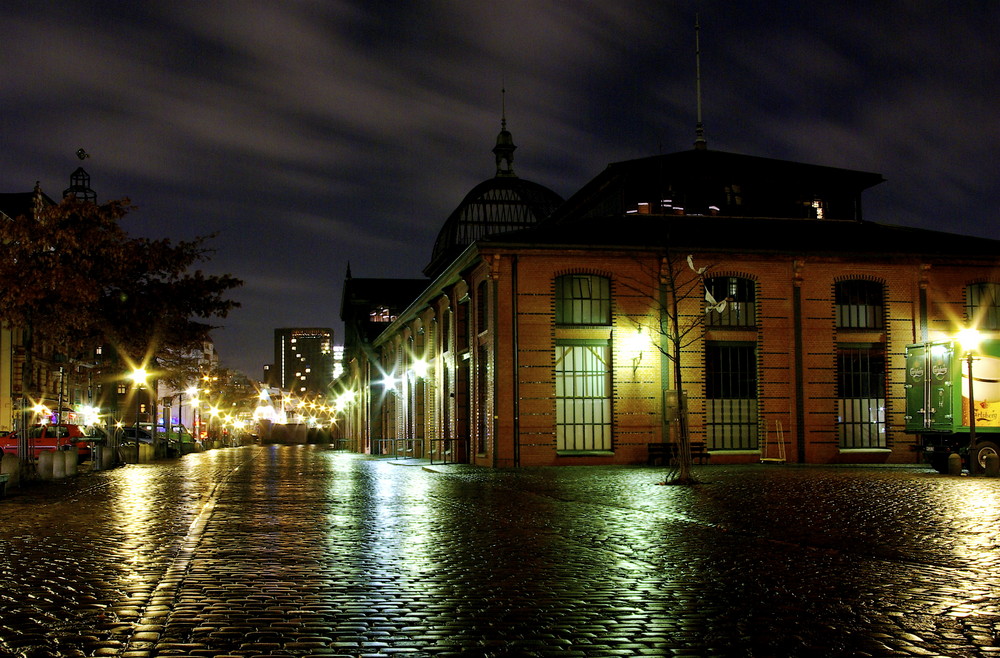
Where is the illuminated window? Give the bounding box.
[705,342,758,450]
[477,344,488,453]
[836,344,886,448]
[555,275,611,325]
[811,198,825,219]
[705,276,756,328]
[370,306,395,323]
[835,280,884,329]
[966,282,1000,330]
[555,341,611,451]
[457,300,470,352]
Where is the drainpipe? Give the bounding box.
[512,255,520,468]
[492,268,500,468]
[792,261,806,463]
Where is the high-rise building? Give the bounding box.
[273,328,334,396]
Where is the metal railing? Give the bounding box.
[372,438,426,459]
[428,438,471,465]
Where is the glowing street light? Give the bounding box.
[958,328,984,471]
[411,358,429,379]
[130,368,148,463]
[958,328,982,473]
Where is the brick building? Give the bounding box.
[334,138,1000,467]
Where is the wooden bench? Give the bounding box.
[647,441,710,466]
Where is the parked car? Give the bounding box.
[139,424,199,456]
[117,427,153,448]
[0,424,103,463]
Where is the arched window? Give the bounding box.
[555,274,611,325]
[835,280,884,329]
[966,283,1000,330]
[705,276,756,327]
[476,280,488,334]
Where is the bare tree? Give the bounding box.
[620,251,721,484]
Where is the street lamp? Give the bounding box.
[129,368,148,464]
[958,328,982,473]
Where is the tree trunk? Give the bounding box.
[668,268,695,484]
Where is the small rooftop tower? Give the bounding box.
[63,149,96,201]
[492,87,517,177]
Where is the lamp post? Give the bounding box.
[129,368,148,464]
[957,328,981,474]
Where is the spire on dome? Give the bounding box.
[492,87,517,177]
[694,15,707,150]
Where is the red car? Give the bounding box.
[0,424,102,463]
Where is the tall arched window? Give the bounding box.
[835,280,884,329]
[554,274,612,451]
[555,274,611,325]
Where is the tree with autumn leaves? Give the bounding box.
[0,195,242,448]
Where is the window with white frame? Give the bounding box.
[555,341,611,451]
[705,342,758,450]
[836,344,886,448]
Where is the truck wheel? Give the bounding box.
[974,440,1000,471]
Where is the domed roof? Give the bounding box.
[424,117,563,279]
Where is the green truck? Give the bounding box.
[904,339,1000,473]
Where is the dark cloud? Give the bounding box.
[3,0,998,376]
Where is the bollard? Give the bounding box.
[64,450,77,477]
[1,453,19,488]
[52,450,67,479]
[986,452,1000,477]
[38,451,54,480]
[948,452,962,476]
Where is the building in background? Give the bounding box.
[273,328,335,397]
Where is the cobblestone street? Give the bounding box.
[1,446,999,657]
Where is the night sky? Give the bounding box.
[3,1,998,378]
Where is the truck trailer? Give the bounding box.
[904,339,1000,473]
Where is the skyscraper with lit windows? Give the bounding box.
[273,328,334,396]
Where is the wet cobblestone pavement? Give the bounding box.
[2,447,1000,656]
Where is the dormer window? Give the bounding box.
[370,306,394,323]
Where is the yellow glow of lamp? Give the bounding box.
[957,327,983,473]
[411,359,429,379]
[130,368,148,386]
[957,327,982,354]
